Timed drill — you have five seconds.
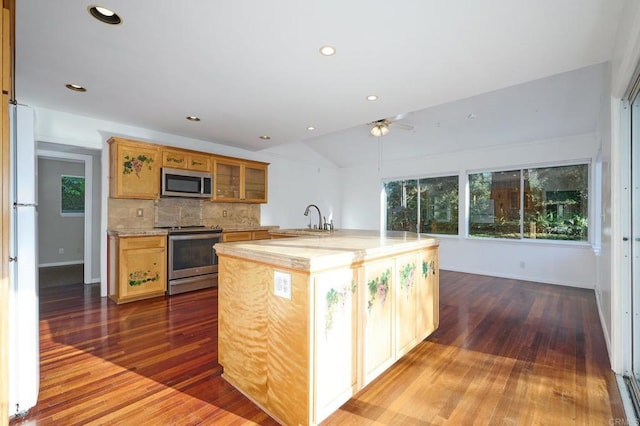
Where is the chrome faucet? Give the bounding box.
[303,204,322,230]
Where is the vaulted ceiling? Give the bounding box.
[16,1,623,157]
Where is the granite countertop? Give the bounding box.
[214,229,439,272]
[108,225,279,236]
[107,228,169,236]
[221,225,279,232]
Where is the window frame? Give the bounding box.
[382,171,461,236]
[465,159,592,245]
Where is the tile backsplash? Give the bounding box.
[108,198,261,230]
[154,198,203,228]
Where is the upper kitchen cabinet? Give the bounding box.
[162,148,211,172]
[109,137,160,199]
[213,158,268,203]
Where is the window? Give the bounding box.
[385,175,458,235]
[468,164,588,241]
[61,175,85,215]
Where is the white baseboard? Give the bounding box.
[440,265,593,289]
[39,260,83,268]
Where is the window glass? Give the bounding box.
[523,164,588,241]
[385,180,418,232]
[61,175,85,214]
[418,176,458,234]
[469,170,521,239]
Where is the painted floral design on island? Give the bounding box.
[123,154,154,177]
[325,280,356,334]
[367,268,391,312]
[128,270,160,287]
[422,259,436,278]
[400,262,416,295]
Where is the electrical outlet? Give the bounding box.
[136,208,144,217]
[274,271,291,300]
[58,248,64,254]
[222,210,227,217]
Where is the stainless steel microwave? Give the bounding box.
[161,167,212,198]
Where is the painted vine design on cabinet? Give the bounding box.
[366,268,391,311]
[108,136,268,203]
[122,154,154,177]
[422,259,436,277]
[127,269,160,287]
[324,280,356,333]
[399,262,416,292]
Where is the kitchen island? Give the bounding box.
[214,230,439,426]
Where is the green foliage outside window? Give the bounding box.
[468,164,588,241]
[385,176,458,235]
[61,175,85,214]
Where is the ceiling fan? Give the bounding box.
[368,113,414,137]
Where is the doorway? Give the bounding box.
[36,144,101,285]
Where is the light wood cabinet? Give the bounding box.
[217,238,439,425]
[109,138,160,199]
[108,137,267,202]
[417,248,439,340]
[213,158,268,203]
[222,229,271,242]
[313,269,358,422]
[162,149,211,172]
[108,235,167,304]
[362,259,395,385]
[394,253,418,358]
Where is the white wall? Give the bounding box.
[260,151,342,229]
[342,133,600,288]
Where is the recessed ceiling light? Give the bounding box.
[186,116,200,122]
[307,126,315,131]
[467,113,477,119]
[88,6,122,25]
[65,83,87,92]
[367,95,378,101]
[319,45,336,56]
[259,135,271,140]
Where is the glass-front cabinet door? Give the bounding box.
[213,159,268,203]
[243,163,268,203]
[214,159,242,201]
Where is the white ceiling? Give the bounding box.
[16,1,623,155]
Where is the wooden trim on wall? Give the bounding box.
[1,2,13,424]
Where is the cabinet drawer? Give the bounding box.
[222,231,252,242]
[120,235,166,250]
[251,230,271,240]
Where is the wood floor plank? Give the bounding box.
[9,270,625,425]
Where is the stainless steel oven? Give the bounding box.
[167,227,222,295]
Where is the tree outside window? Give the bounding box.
[61,175,85,215]
[385,176,458,235]
[468,164,588,241]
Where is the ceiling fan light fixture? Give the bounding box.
[88,6,122,25]
[65,83,87,92]
[370,123,389,137]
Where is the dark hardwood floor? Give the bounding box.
[10,270,625,425]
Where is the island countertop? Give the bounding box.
[214,229,439,272]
